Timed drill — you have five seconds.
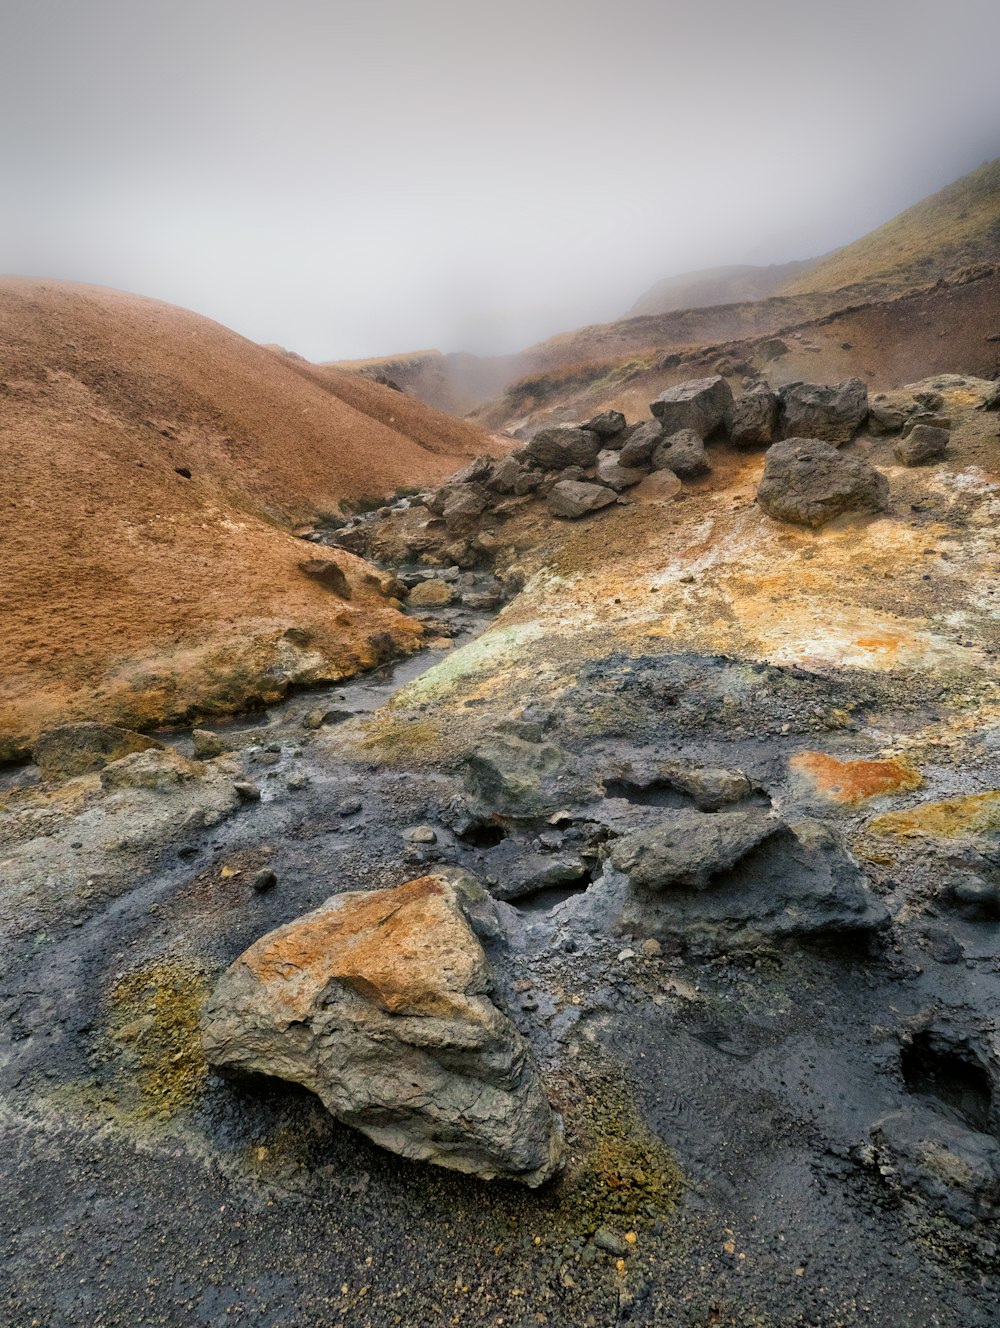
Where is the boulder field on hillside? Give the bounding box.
[328,375,899,574]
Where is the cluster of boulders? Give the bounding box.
[416,374,882,529]
[330,373,968,561]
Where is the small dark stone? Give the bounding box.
[251,869,277,894]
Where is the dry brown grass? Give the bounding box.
[785,157,1000,296]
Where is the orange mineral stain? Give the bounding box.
[791,752,923,805]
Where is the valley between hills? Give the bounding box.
[2,158,1000,1328]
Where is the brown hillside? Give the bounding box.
[0,278,498,756]
[474,269,1000,433]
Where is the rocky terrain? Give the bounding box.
[3,354,1000,1326]
[0,278,502,758]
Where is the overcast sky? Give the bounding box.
[2,0,999,360]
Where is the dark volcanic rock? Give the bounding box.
[609,807,779,890]
[756,437,889,528]
[492,853,590,902]
[486,454,524,494]
[442,483,489,534]
[618,420,664,468]
[595,449,647,491]
[868,395,907,435]
[525,427,602,471]
[547,480,618,518]
[650,376,734,439]
[584,409,627,440]
[779,378,869,444]
[894,424,950,466]
[651,428,710,479]
[725,384,779,447]
[612,812,888,946]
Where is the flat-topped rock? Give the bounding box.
[547,479,618,518]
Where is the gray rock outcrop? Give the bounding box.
[547,479,618,518]
[619,420,664,468]
[611,811,888,947]
[584,409,627,439]
[893,424,949,466]
[725,384,779,447]
[525,427,602,470]
[596,449,647,491]
[651,428,710,479]
[463,722,576,816]
[779,378,868,444]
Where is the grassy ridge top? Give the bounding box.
[783,157,1000,295]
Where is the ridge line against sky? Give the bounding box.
[2,0,999,360]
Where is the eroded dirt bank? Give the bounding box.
[2,378,1000,1327]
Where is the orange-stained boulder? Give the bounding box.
[201,870,563,1186]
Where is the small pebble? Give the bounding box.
[594,1228,627,1256]
[404,825,437,844]
[251,869,277,894]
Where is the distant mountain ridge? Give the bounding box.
[629,259,818,317]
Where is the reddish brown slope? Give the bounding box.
[0,279,498,756]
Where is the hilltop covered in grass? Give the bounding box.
[784,157,1000,296]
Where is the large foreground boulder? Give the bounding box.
[201,871,564,1186]
[779,378,868,444]
[756,438,889,528]
[33,722,162,780]
[611,810,888,947]
[650,376,733,438]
